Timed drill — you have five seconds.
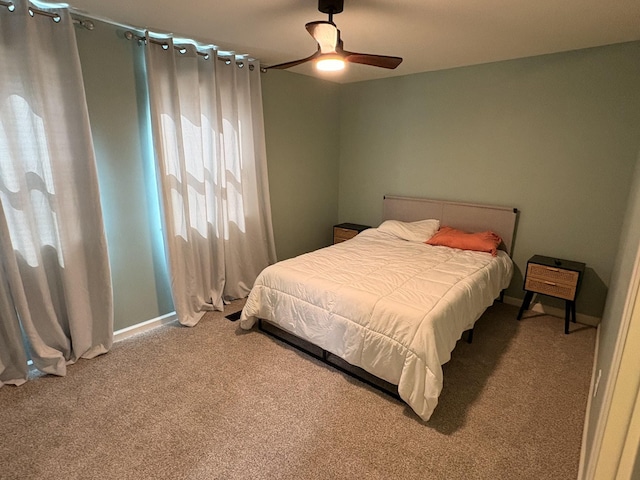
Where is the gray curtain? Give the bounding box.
[144,34,276,327]
[0,0,113,386]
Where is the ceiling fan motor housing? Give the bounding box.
[318,0,344,15]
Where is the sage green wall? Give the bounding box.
[261,70,341,260]
[337,42,640,317]
[76,21,174,331]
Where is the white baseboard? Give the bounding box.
[503,295,601,327]
[113,311,178,343]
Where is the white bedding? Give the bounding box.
[240,228,513,420]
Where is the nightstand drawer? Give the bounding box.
[526,264,580,286]
[333,223,371,245]
[524,277,577,301]
[334,227,359,243]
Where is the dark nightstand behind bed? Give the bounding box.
[333,223,371,244]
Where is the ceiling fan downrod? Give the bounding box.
[318,0,344,23]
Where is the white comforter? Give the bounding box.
[240,228,513,420]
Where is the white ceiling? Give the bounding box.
[67,0,640,84]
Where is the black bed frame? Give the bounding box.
[258,318,474,400]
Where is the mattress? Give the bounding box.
[240,228,513,420]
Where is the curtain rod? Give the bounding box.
[0,0,94,29]
[1,0,265,71]
[124,31,266,71]
[1,1,61,22]
[0,1,264,70]
[69,7,265,70]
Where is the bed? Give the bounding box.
[240,196,518,421]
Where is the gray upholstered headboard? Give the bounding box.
[382,195,519,255]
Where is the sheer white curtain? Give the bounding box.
[144,34,276,327]
[0,0,113,386]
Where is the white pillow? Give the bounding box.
[377,219,440,242]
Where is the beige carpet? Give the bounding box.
[0,301,595,479]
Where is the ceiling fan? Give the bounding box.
[266,0,403,72]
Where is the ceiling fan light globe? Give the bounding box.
[316,55,345,72]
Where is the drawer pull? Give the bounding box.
[544,281,557,286]
[546,267,560,272]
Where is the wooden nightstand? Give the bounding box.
[517,255,586,334]
[333,223,370,244]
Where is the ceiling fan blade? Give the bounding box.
[342,51,403,69]
[265,50,321,70]
[305,21,339,53]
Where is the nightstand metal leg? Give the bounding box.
[565,301,571,334]
[517,291,533,320]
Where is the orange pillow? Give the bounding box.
[426,226,502,256]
